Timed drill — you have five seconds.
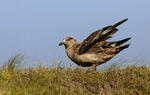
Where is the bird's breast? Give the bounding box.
[66,49,99,63]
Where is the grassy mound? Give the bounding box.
[0,55,149,95]
[0,66,149,95]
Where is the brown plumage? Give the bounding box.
[59,19,131,70]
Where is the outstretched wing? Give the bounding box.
[78,19,128,54]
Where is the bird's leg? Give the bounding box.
[92,64,96,71]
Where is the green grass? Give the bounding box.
[0,55,150,95]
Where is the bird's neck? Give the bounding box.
[65,47,75,60]
[65,42,78,58]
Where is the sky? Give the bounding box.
[0,0,150,66]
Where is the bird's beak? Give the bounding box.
[59,42,64,46]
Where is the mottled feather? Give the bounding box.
[78,19,128,54]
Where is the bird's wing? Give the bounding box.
[78,19,128,54]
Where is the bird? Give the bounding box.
[59,19,131,70]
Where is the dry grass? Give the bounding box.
[0,55,150,95]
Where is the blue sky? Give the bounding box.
[0,0,150,66]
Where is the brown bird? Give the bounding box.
[59,19,131,70]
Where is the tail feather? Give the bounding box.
[116,44,130,53]
[110,37,131,47]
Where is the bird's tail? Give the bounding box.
[116,44,130,53]
[110,37,131,47]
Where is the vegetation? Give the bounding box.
[0,55,150,95]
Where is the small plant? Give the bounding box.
[3,54,24,72]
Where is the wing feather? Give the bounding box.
[78,19,128,54]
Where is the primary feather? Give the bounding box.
[78,19,128,54]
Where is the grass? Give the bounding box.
[0,55,150,95]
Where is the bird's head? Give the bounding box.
[59,37,77,48]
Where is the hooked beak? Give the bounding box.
[59,42,64,46]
